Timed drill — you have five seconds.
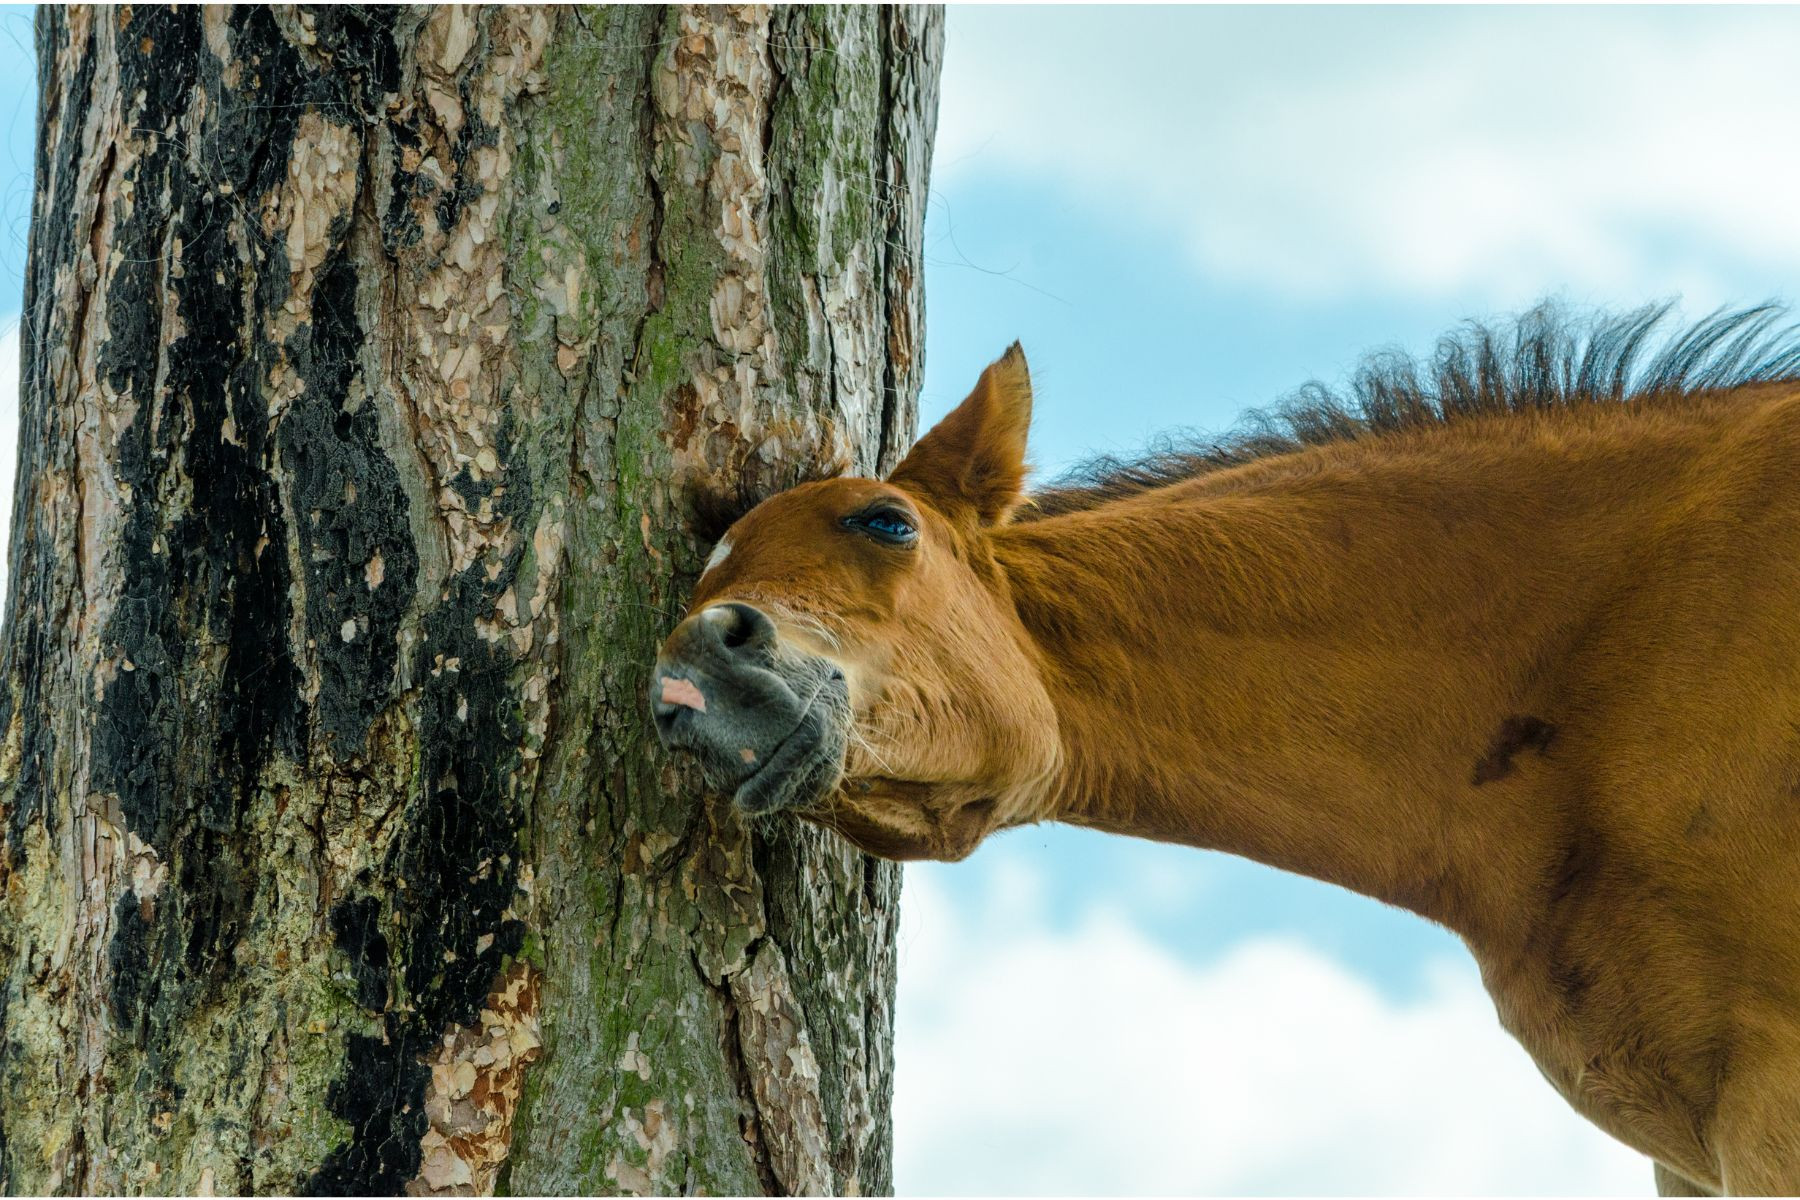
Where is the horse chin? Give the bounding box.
[728,677,850,815]
[796,777,1001,863]
[731,735,844,815]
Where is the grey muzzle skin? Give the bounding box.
[651,602,851,814]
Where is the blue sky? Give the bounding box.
[897,6,1800,1195]
[0,5,33,575]
[3,6,1799,1195]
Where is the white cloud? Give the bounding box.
[935,7,1800,308]
[894,863,1650,1196]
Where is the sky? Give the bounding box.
[0,5,31,604]
[3,6,1800,1196]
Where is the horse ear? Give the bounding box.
[889,343,1033,526]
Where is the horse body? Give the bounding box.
[999,385,1800,1190]
[652,311,1800,1193]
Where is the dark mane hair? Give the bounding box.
[1023,301,1800,520]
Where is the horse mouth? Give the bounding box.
[730,683,849,814]
[651,648,850,816]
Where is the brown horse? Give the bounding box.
[651,305,1800,1195]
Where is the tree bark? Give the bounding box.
[0,5,940,1194]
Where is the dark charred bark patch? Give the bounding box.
[300,7,405,112]
[307,1030,430,1196]
[81,12,316,1074]
[400,502,532,1034]
[280,255,419,760]
[117,7,204,119]
[309,529,530,1189]
[436,120,493,241]
[106,890,152,1036]
[381,121,429,255]
[93,5,310,845]
[48,1,403,1156]
[330,896,392,1014]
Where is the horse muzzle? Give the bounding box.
[650,602,849,813]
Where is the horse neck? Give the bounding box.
[992,421,1686,949]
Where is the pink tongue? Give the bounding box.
[660,676,707,713]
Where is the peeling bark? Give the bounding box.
[0,6,942,1194]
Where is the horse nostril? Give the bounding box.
[711,602,776,654]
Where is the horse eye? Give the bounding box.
[844,507,918,546]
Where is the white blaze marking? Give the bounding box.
[705,538,733,575]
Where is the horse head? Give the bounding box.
[651,346,1060,860]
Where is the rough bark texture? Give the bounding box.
[0,5,940,1194]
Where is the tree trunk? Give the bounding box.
[0,5,940,1194]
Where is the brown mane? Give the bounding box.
[1024,301,1800,519]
